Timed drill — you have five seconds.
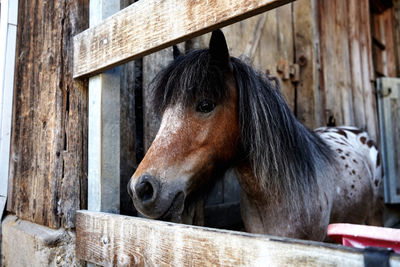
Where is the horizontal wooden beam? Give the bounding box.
[76,211,400,266]
[73,0,293,78]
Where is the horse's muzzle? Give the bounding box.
[128,174,186,220]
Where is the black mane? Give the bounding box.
[151,49,334,211]
[152,49,230,115]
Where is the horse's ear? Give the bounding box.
[209,29,232,70]
[173,45,182,59]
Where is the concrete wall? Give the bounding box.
[1,216,83,267]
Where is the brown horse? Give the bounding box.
[128,30,382,241]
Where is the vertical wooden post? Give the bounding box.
[88,0,121,213]
[0,0,18,218]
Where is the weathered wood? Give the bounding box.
[321,0,354,126]
[241,13,268,63]
[372,8,397,77]
[60,0,89,227]
[347,0,366,129]
[315,0,378,140]
[359,0,378,141]
[216,8,296,110]
[7,0,89,228]
[73,0,294,78]
[76,210,400,267]
[293,0,318,128]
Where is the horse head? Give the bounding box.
[128,30,240,221]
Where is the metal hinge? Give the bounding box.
[277,61,300,83]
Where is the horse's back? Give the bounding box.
[314,126,383,225]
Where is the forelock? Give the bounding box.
[151,49,230,114]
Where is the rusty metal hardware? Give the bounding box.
[289,63,300,83]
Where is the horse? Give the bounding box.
[128,29,382,241]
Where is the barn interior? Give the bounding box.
[1,0,400,265]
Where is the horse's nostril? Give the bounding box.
[136,181,154,202]
[134,175,159,205]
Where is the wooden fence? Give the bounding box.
[76,211,400,266]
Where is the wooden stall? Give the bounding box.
[2,0,400,266]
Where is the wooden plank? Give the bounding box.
[393,0,400,77]
[315,0,378,137]
[319,0,363,127]
[88,0,121,214]
[73,0,294,78]
[332,0,353,126]
[347,0,366,128]
[293,0,318,128]
[7,0,89,228]
[372,8,397,77]
[76,210,400,267]
[359,0,378,140]
[272,3,296,111]
[317,0,341,125]
[0,0,18,219]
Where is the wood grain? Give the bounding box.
[359,0,378,140]
[76,210,400,267]
[7,0,89,228]
[347,0,366,128]
[73,0,294,78]
[293,0,318,128]
[315,0,378,139]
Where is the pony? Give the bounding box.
[128,29,382,241]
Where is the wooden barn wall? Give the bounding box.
[7,0,89,229]
[5,0,395,230]
[315,0,378,140]
[371,0,400,78]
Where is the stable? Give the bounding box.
[1,0,400,266]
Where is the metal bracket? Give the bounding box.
[289,63,300,83]
[277,61,300,83]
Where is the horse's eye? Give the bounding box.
[196,99,216,113]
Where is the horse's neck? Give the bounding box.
[234,162,330,240]
[235,164,299,236]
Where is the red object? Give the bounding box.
[327,223,400,254]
